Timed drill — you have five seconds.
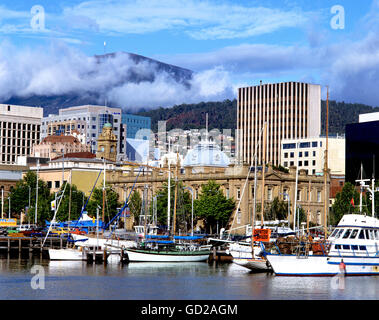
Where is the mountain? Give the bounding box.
[3,52,193,116]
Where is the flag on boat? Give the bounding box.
[350,198,355,207]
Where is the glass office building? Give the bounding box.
[121,114,151,139]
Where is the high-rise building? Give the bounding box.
[237,82,321,166]
[0,104,43,164]
[121,113,151,139]
[121,113,152,162]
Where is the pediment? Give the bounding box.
[265,171,284,181]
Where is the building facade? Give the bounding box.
[122,113,151,139]
[0,104,43,164]
[41,105,123,158]
[280,136,345,175]
[237,82,321,166]
[32,135,91,159]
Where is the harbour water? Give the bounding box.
[0,257,378,300]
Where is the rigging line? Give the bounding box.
[75,169,103,227]
[104,165,144,233]
[42,180,69,247]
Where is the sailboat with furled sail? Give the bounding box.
[228,122,274,271]
[124,152,212,262]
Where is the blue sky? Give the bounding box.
[0,0,378,109]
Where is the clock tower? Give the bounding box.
[96,123,117,162]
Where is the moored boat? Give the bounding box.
[124,240,211,262]
[265,214,379,276]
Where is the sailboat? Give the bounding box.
[124,152,212,262]
[228,122,274,271]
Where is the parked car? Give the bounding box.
[50,227,70,236]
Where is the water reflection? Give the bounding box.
[0,257,377,299]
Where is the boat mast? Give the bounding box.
[172,151,179,237]
[167,140,171,234]
[35,159,39,225]
[102,157,106,232]
[323,86,329,238]
[307,180,311,235]
[260,122,267,228]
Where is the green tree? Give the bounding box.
[54,183,86,222]
[5,171,53,225]
[330,182,360,225]
[194,180,235,234]
[264,197,289,221]
[86,186,121,223]
[155,180,192,232]
[128,190,142,225]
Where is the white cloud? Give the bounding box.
[62,0,311,39]
[0,41,234,110]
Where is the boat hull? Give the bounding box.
[49,248,87,261]
[233,258,269,271]
[125,249,211,262]
[266,254,379,276]
[71,234,136,251]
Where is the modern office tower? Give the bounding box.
[237,81,321,166]
[121,113,151,139]
[42,105,123,157]
[121,113,152,162]
[0,104,43,164]
[280,135,345,175]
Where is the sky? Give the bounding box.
[0,0,378,110]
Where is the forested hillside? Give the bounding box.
[138,99,379,135]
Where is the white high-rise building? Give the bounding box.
[0,104,43,164]
[237,81,321,166]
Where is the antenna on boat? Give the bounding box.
[260,122,267,228]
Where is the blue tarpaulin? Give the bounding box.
[174,236,204,240]
[145,235,170,239]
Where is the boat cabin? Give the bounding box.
[328,214,379,257]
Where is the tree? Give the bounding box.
[264,197,289,221]
[330,182,360,225]
[86,186,121,223]
[155,180,192,232]
[5,171,53,225]
[128,190,142,225]
[54,183,86,222]
[194,180,235,234]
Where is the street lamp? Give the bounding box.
[184,186,194,236]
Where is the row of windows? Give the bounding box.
[0,122,40,131]
[283,141,322,149]
[283,160,316,167]
[284,151,317,158]
[334,244,367,251]
[331,228,379,240]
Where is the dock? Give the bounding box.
[0,236,68,257]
